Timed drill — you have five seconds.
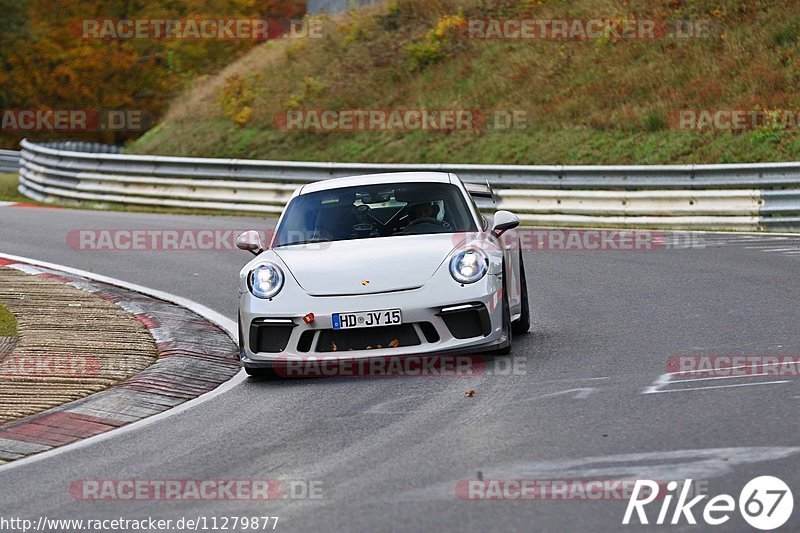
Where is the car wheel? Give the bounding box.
[491,262,513,355]
[512,251,531,335]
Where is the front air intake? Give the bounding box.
[438,303,491,339]
[249,318,296,353]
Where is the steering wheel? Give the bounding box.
[408,217,449,228]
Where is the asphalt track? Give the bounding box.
[1,206,799,532]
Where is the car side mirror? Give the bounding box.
[491,211,519,236]
[237,230,264,255]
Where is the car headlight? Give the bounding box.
[449,249,488,284]
[248,264,284,299]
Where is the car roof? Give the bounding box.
[298,172,454,195]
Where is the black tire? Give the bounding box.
[512,251,531,335]
[491,261,513,355]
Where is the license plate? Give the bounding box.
[332,309,402,330]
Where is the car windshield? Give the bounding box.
[273,182,477,247]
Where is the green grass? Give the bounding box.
[0,173,35,205]
[127,0,800,165]
[133,126,800,166]
[0,302,17,338]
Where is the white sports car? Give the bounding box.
[236,171,529,377]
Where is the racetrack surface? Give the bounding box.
[1,206,799,531]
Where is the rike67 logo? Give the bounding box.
[623,477,794,530]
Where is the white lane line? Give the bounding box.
[646,381,789,393]
[643,373,672,394]
[506,387,598,406]
[669,360,798,377]
[643,360,796,394]
[756,248,800,252]
[670,373,774,384]
[0,252,245,473]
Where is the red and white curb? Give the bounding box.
[0,254,244,470]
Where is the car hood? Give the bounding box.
[273,233,468,296]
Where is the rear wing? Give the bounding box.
[465,181,496,204]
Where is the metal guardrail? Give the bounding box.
[17,139,800,231]
[0,149,20,173]
[31,141,123,154]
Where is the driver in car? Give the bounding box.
[409,201,437,223]
[406,201,452,231]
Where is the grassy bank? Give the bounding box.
[129,0,800,164]
[0,173,33,205]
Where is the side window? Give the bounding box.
[466,191,488,230]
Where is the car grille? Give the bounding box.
[315,324,421,353]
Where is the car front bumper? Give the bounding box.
[238,272,507,368]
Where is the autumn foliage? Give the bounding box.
[0,0,305,148]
